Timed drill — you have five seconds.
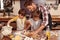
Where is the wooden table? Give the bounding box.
[0,30,58,40]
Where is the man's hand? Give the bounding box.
[29,31,36,35]
[27,31,39,38]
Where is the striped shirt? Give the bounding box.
[40,5,49,26]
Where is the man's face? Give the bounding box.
[26,3,37,12]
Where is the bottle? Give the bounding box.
[46,26,50,40]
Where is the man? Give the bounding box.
[24,0,52,36]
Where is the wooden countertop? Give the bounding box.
[0,15,60,22]
[0,16,16,21]
[0,15,60,19]
[52,15,60,22]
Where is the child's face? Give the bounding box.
[19,14,25,19]
[33,14,40,21]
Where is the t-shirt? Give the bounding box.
[11,16,26,31]
[28,18,42,31]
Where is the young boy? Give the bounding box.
[25,10,44,32]
[24,10,45,38]
[7,9,26,31]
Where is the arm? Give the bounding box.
[34,24,45,34]
[24,20,31,30]
[7,19,14,26]
[40,5,49,27]
[29,24,45,38]
[7,16,18,26]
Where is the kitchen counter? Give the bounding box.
[0,30,59,40]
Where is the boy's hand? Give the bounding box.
[7,23,10,27]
